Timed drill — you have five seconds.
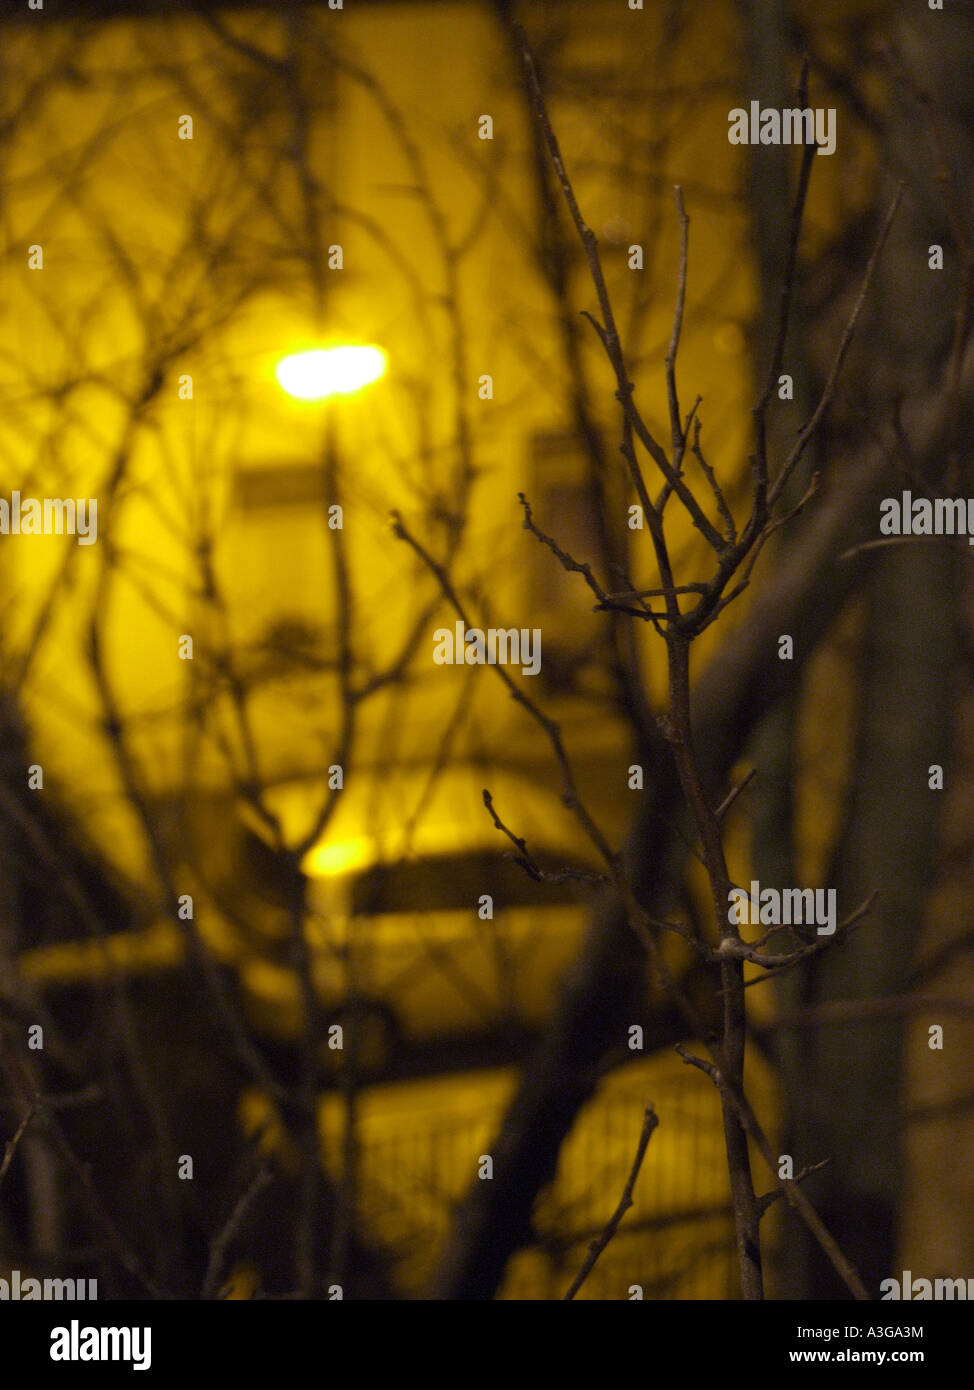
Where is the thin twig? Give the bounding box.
[563,1102,658,1300]
[756,1159,831,1219]
[391,511,619,872]
[769,183,905,508]
[0,1033,162,1297]
[675,1045,869,1299]
[715,768,757,824]
[515,27,726,555]
[481,790,608,885]
[202,1161,275,1299]
[665,187,690,460]
[752,58,817,507]
[691,417,737,544]
[0,1106,35,1192]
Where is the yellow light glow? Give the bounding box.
[302,835,374,878]
[275,346,387,400]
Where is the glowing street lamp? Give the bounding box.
[275,345,387,401]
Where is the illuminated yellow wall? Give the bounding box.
[4,0,922,1302]
[0,1,769,877]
